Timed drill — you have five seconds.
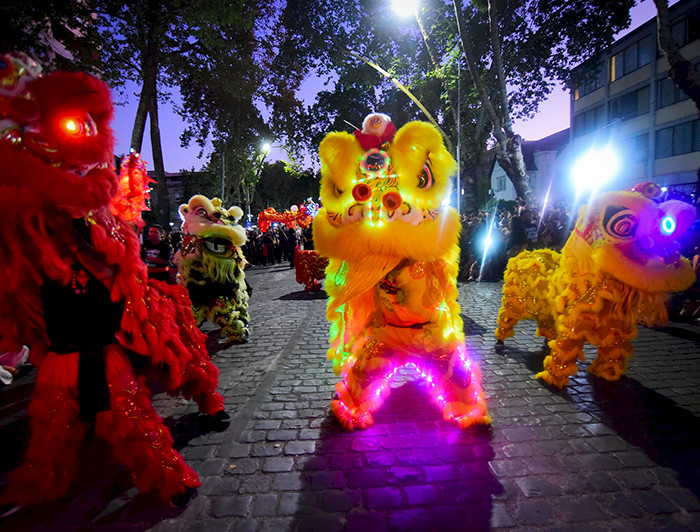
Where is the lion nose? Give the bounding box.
[382,191,402,212]
[352,183,372,202]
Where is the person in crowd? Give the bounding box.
[285,226,298,268]
[141,224,172,282]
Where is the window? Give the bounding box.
[655,119,700,159]
[671,7,700,47]
[575,60,606,100]
[572,105,605,138]
[628,133,649,163]
[656,63,700,108]
[610,35,655,82]
[496,176,506,191]
[609,85,650,121]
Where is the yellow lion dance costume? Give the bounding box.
[174,195,250,343]
[314,113,490,430]
[495,182,696,388]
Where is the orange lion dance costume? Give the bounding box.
[495,182,696,388]
[0,53,225,507]
[314,113,490,430]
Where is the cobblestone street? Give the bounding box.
[1,264,699,531]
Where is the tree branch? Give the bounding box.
[339,46,454,154]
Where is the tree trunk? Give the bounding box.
[495,135,533,204]
[452,0,536,207]
[415,10,477,214]
[130,30,159,152]
[654,0,700,117]
[149,97,170,227]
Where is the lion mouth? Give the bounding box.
[195,236,237,258]
[328,202,439,227]
[17,136,110,178]
[621,240,683,268]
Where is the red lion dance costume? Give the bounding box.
[0,53,225,507]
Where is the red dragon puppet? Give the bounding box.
[0,53,225,508]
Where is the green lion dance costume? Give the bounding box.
[174,195,250,343]
[314,113,490,430]
[495,182,696,388]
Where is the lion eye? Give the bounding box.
[603,206,638,239]
[333,183,344,197]
[417,157,434,189]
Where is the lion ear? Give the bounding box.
[178,204,189,221]
[228,206,244,223]
[319,132,362,176]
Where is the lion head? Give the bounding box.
[179,195,247,257]
[0,52,116,213]
[572,182,696,292]
[313,114,459,263]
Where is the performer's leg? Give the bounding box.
[96,346,200,505]
[536,334,585,388]
[494,290,527,342]
[179,356,226,416]
[434,346,491,429]
[211,300,248,343]
[588,323,635,381]
[331,339,395,430]
[3,353,88,505]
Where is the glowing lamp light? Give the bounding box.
[391,0,419,16]
[661,215,676,235]
[571,145,620,195]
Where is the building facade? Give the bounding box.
[489,129,570,204]
[571,0,700,194]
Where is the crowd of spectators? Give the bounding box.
[241,225,314,268]
[458,200,572,283]
[137,194,700,325]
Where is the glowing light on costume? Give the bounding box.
[62,118,79,132]
[496,183,696,388]
[314,114,490,430]
[661,215,675,235]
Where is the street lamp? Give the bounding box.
[245,140,272,222]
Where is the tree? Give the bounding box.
[273,0,635,209]
[0,1,102,72]
[254,161,320,214]
[653,0,700,117]
[271,0,489,212]
[451,0,635,207]
[96,0,265,226]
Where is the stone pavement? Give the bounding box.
[1,263,699,531]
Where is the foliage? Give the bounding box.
[253,161,320,214]
[0,1,102,73]
[272,0,634,209]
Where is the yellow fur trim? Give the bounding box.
[314,206,461,263]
